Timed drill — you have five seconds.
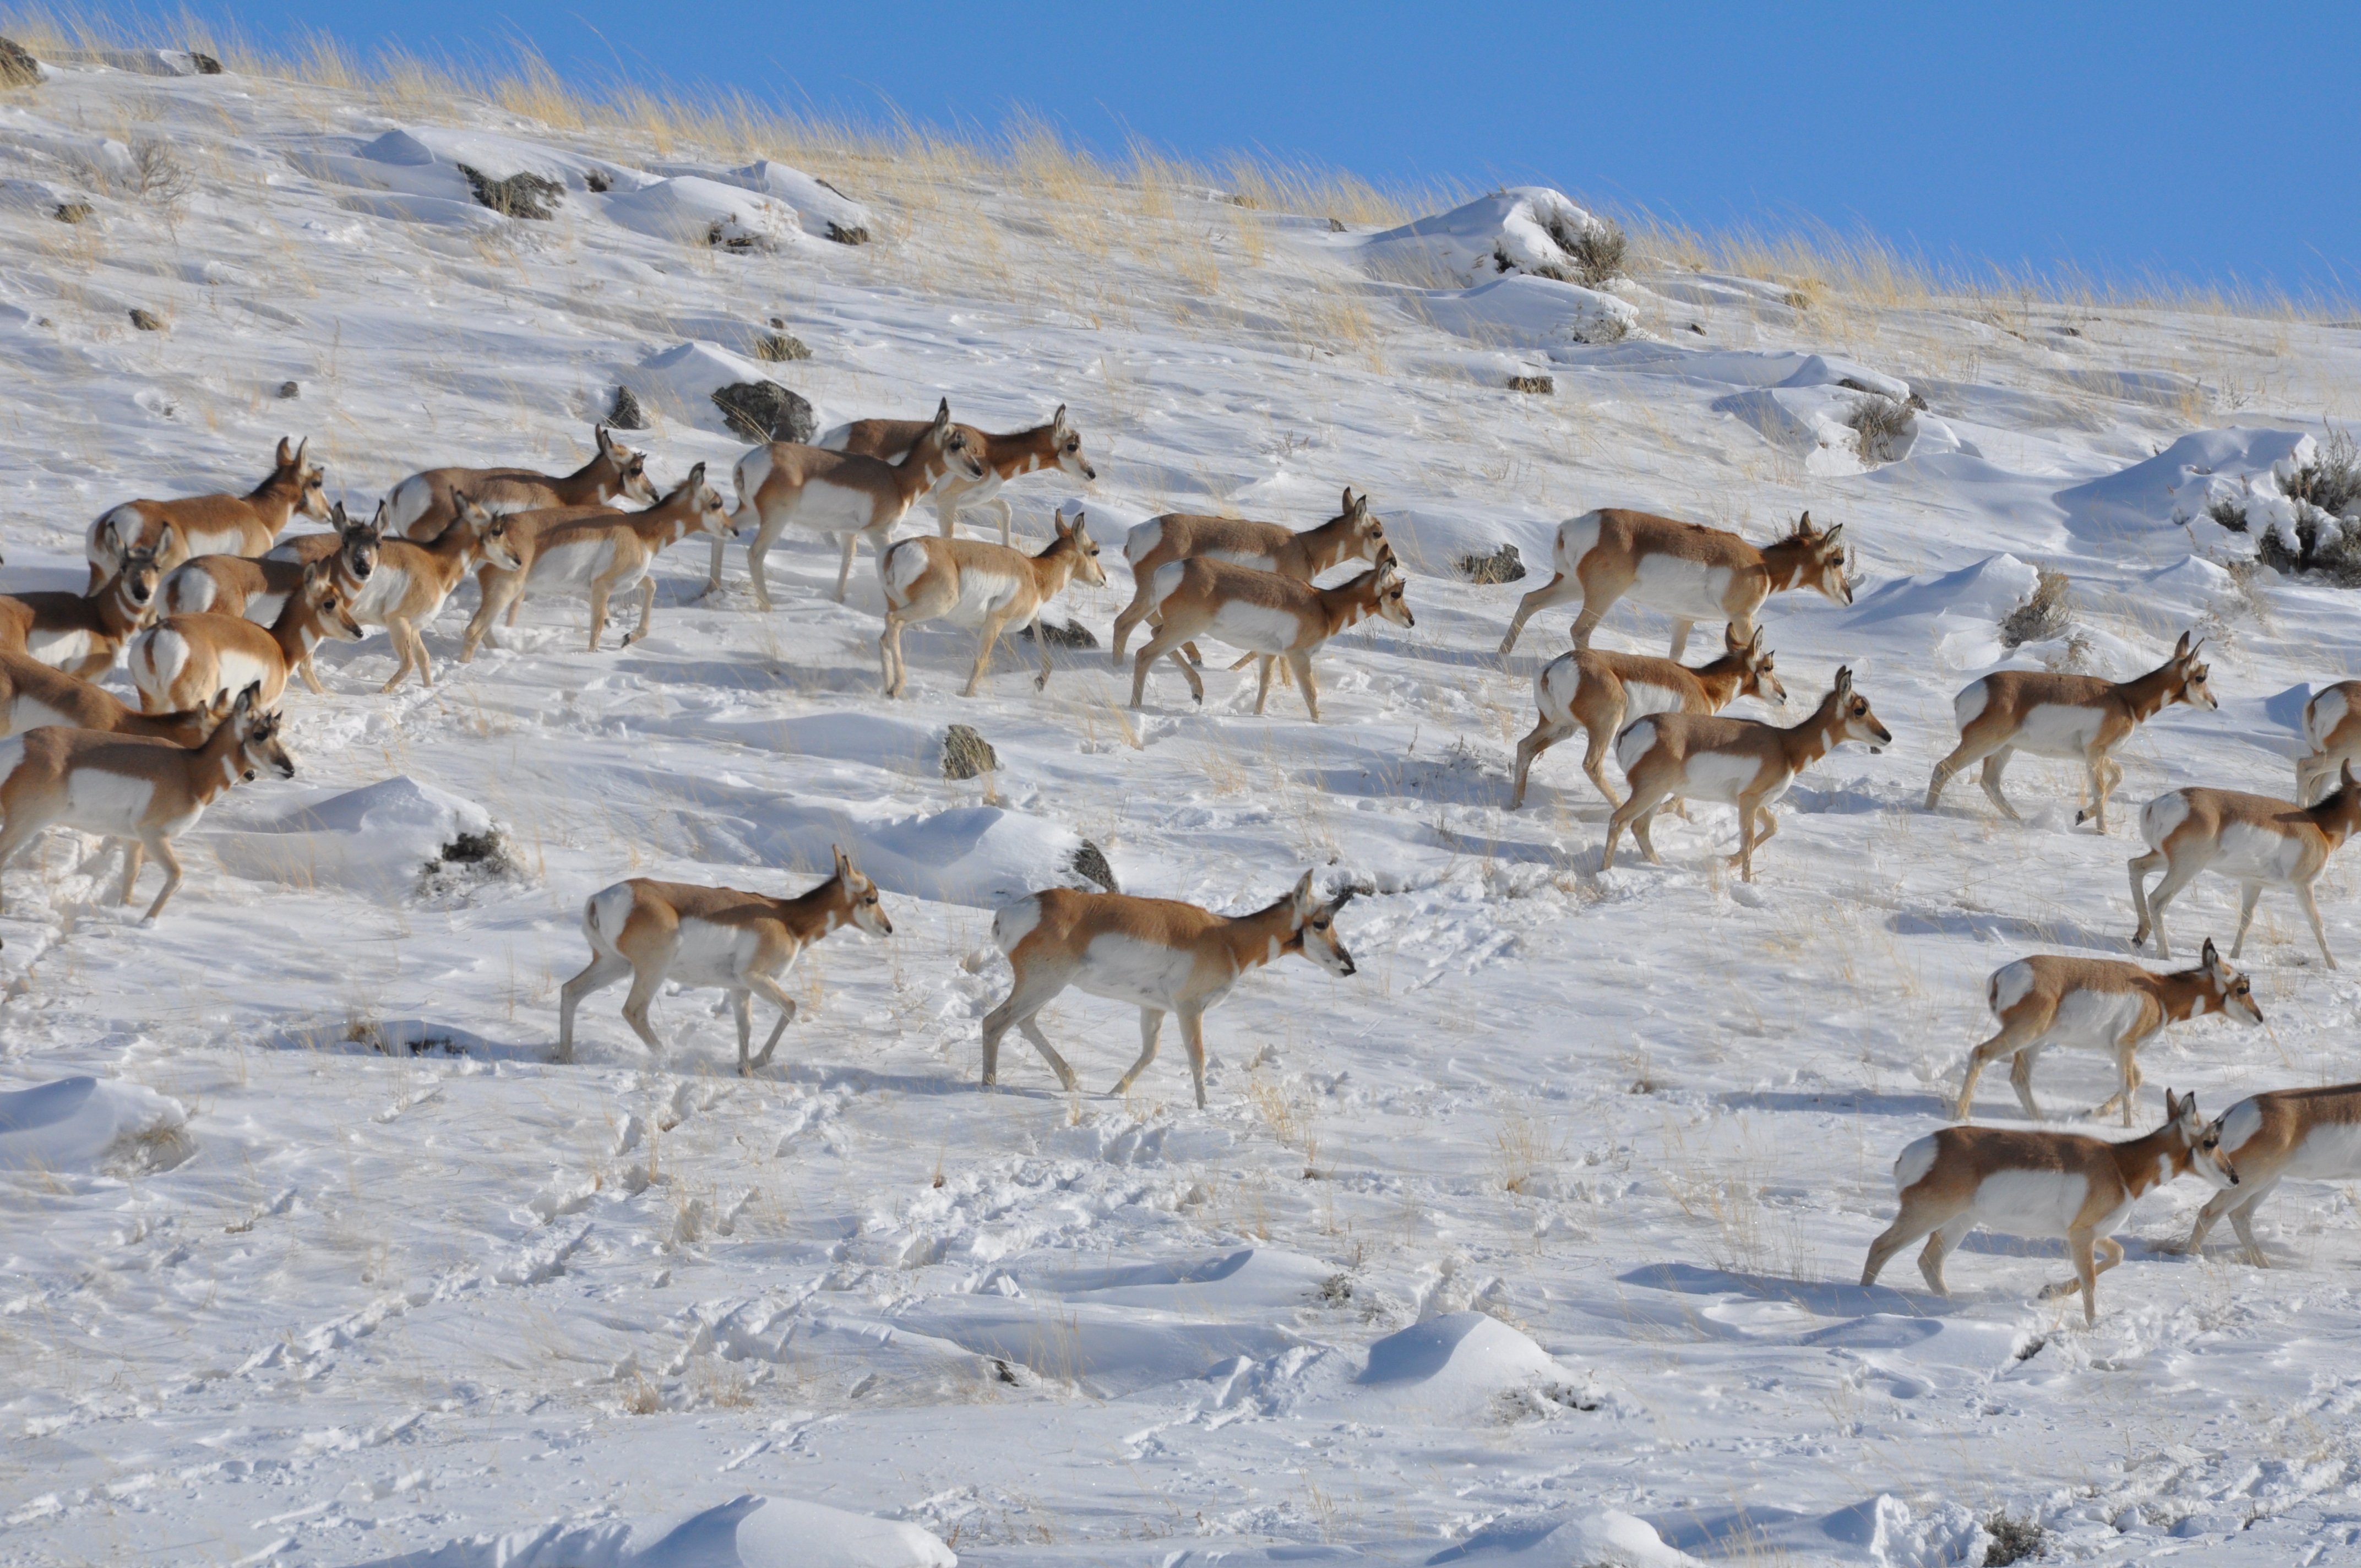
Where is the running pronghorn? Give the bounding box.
[1108,488,1391,666]
[1498,509,1851,660]
[1952,940,2264,1126]
[1926,632,2216,833]
[2295,680,2361,804]
[85,438,329,590]
[274,498,519,690]
[1129,559,1414,721]
[823,405,1097,544]
[460,469,730,656]
[0,538,168,679]
[0,683,295,922]
[0,650,223,747]
[1860,1090,2236,1326]
[2129,763,2361,969]
[974,874,1365,1109]
[162,503,380,695]
[127,562,366,714]
[384,424,658,541]
[2167,1081,2361,1267]
[878,509,1108,697]
[721,399,991,608]
[1510,625,1787,809]
[1603,666,1891,881]
[557,847,893,1076]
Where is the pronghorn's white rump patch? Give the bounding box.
[1147,560,1188,613]
[583,881,638,952]
[1554,510,1605,573]
[1123,518,1165,566]
[2306,687,2352,748]
[2139,790,2194,850]
[1892,1134,1938,1194]
[1952,677,1992,730]
[882,540,931,600]
[1534,655,1582,720]
[1988,960,2037,1016]
[385,473,434,533]
[2217,1097,2266,1156]
[991,895,1045,957]
[731,447,775,523]
[1612,719,1659,774]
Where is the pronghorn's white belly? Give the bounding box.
[2212,821,2309,882]
[25,628,100,669]
[61,767,158,835]
[1200,601,1306,656]
[181,524,255,558]
[777,479,885,535]
[2042,988,2152,1047]
[530,539,620,596]
[1618,679,1690,724]
[6,696,84,736]
[1072,934,1199,1010]
[667,917,776,989]
[1966,1169,2104,1238]
[938,569,1027,628]
[1678,749,1774,805]
[2276,1119,2361,1181]
[209,647,280,701]
[2010,703,2108,758]
[1621,553,1737,618]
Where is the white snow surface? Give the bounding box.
[3,64,2361,1568]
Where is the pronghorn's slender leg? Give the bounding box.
[1978,748,2024,820]
[1029,614,1054,692]
[1112,1008,1165,1097]
[1603,781,1673,869]
[617,949,676,1056]
[1015,1015,1080,1092]
[117,839,146,906]
[1290,652,1321,722]
[1926,737,1994,810]
[981,969,1075,1089]
[744,972,801,1071]
[934,495,960,538]
[1176,1005,1212,1110]
[1252,656,1275,716]
[2128,848,2166,949]
[2228,880,2264,959]
[297,654,330,696]
[138,836,185,922]
[729,990,755,1074]
[1954,1017,2042,1120]
[2139,855,2207,961]
[1581,709,1622,806]
[1498,571,1580,656]
[706,532,729,595]
[1861,1206,1947,1289]
[987,498,1014,548]
[2094,1028,2146,1126]
[505,594,523,627]
[963,611,1016,698]
[1919,1213,1973,1295]
[1509,717,1578,810]
[462,576,518,661]
[2006,1046,2044,1120]
[744,516,788,611]
[586,582,613,654]
[1130,625,1204,708]
[557,954,632,1062]
[2076,748,2114,832]
[879,617,905,697]
[2041,1231,2118,1324]
[378,618,417,695]
[833,531,863,604]
[622,578,658,647]
[1666,618,1696,661]
[2226,1179,2279,1266]
[2293,880,2338,968]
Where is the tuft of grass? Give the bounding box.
[1982,1511,2044,1565]
[457,164,561,220]
[2000,567,2074,646]
[1847,394,1914,464]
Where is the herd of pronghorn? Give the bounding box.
[3,401,2359,1324]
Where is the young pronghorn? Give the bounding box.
[2295,680,2361,805]
[274,499,519,691]
[1498,509,1852,660]
[976,874,1364,1109]
[721,399,991,608]
[2129,763,2361,968]
[2167,1081,2361,1266]
[1603,666,1891,881]
[459,469,730,656]
[1129,559,1414,721]
[161,504,381,695]
[384,423,658,541]
[0,538,168,678]
[1860,1090,2236,1326]
[823,404,1097,544]
[1953,939,2264,1126]
[85,438,329,590]
[1926,632,2217,833]
[0,650,222,748]
[1108,488,1391,665]
[557,847,893,1076]
[877,509,1108,697]
[127,563,366,714]
[1509,625,1787,809]
[0,683,295,922]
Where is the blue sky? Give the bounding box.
[173,1,2359,297]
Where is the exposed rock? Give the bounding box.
[711,381,814,444]
[1070,840,1119,893]
[942,725,998,781]
[188,50,222,74]
[277,379,301,399]
[1688,322,1706,335]
[607,384,648,431]
[457,164,562,220]
[129,308,164,332]
[53,202,92,224]
[753,331,812,363]
[1018,618,1098,649]
[1327,217,1347,233]
[584,168,611,193]
[1507,374,1554,395]
[824,220,870,246]
[0,36,39,88]
[1456,543,1527,584]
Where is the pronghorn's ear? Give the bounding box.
[1053,404,1070,437]
[330,499,350,531]
[2201,936,2222,971]
[596,422,616,456]
[293,437,309,471]
[833,844,852,880]
[368,499,389,530]
[1344,487,1367,519]
[233,680,262,718]
[276,436,295,466]
[1748,626,1767,656]
[155,522,176,556]
[1795,510,1811,533]
[933,397,952,431]
[1832,666,1854,695]
[2342,759,2357,792]
[686,461,707,489]
[2174,630,2193,658]
[2163,1087,2184,1120]
[1291,869,1317,914]
[1821,521,1843,548]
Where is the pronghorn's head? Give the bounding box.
[301,560,367,643]
[276,436,332,522]
[330,500,384,582]
[2193,937,2264,1027]
[833,845,893,938]
[922,399,991,486]
[1283,873,1366,978]
[596,423,660,506]
[2166,631,2218,712]
[224,682,296,782]
[674,462,738,538]
[1370,558,1415,629]
[1726,624,1787,706]
[1825,667,1891,753]
[1053,508,1107,587]
[1049,405,1096,482]
[1785,512,1852,606]
[2163,1089,2239,1189]
[478,513,523,572]
[117,527,168,612]
[1340,487,1388,561]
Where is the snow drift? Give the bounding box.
[357,1494,954,1568]
[0,1076,191,1175]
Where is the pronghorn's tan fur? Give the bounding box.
[0,650,221,748]
[558,847,893,1075]
[1129,558,1413,721]
[1510,624,1787,809]
[278,499,516,692]
[462,469,731,655]
[0,541,168,679]
[1498,509,1851,659]
[978,874,1364,1108]
[86,438,329,590]
[1927,631,2217,833]
[2295,680,2361,805]
[878,510,1107,697]
[2129,764,2361,968]
[2168,1081,2361,1266]
[1954,940,2263,1125]
[1109,488,1391,665]
[168,503,381,695]
[127,562,365,713]
[1860,1091,2235,1324]
[826,404,1096,544]
[385,424,657,541]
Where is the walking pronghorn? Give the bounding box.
[877,509,1108,697]
[1952,940,2264,1125]
[86,438,329,590]
[2167,1081,2361,1266]
[0,537,168,679]
[127,562,366,714]
[0,650,223,747]
[2295,680,2361,805]
[1128,559,1413,721]
[823,405,1097,544]
[975,874,1366,1109]
[384,424,658,541]
[271,498,518,692]
[162,503,381,694]
[0,683,295,922]
[1108,489,1391,666]
[1497,509,1851,660]
[1860,1090,2236,1325]
[1602,666,1891,881]
[720,399,991,608]
[1509,625,1787,809]
[1925,632,2216,833]
[557,847,893,1076]
[2129,764,2361,968]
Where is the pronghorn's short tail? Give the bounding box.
[1146,559,1188,615]
[1122,518,1166,568]
[728,448,774,530]
[986,895,1045,961]
[582,881,638,956]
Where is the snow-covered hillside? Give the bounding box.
[6,47,2361,1568]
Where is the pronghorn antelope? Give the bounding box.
[2295,680,2361,805]
[721,399,991,608]
[460,469,729,656]
[1954,939,2263,1126]
[0,538,167,679]
[276,499,518,691]
[127,562,366,714]
[557,847,893,1076]
[0,683,295,922]
[1108,488,1391,666]
[1498,509,1851,660]
[1860,1090,2235,1325]
[2129,764,2361,968]
[0,650,223,748]
[162,503,381,695]
[2168,1081,2361,1266]
[385,424,657,541]
[878,509,1108,697]
[1603,666,1891,881]
[1510,625,1786,809]
[976,874,1364,1109]
[824,405,1096,544]
[86,438,329,590]
[1926,632,2217,833]
[1129,559,1413,721]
